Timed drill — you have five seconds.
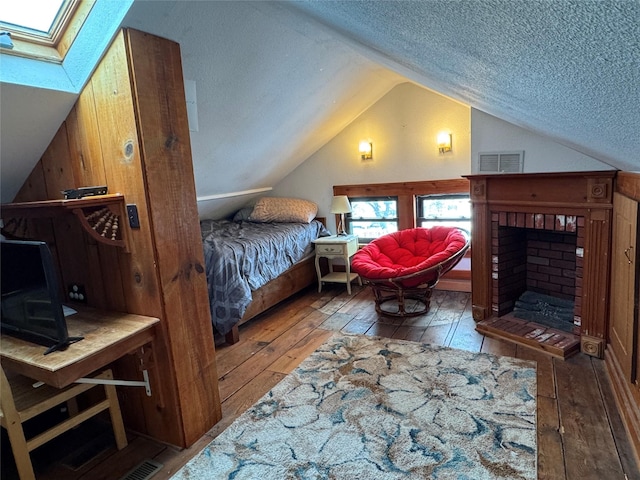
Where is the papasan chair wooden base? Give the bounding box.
[351,227,470,317]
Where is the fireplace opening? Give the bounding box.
[513,291,575,333]
[478,210,586,358]
[493,226,580,335]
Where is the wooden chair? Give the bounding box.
[0,367,128,480]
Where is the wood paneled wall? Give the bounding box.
[607,171,640,466]
[10,29,221,447]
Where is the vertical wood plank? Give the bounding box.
[89,30,179,442]
[40,123,73,199]
[34,120,100,312]
[555,355,624,479]
[608,192,637,380]
[65,81,108,187]
[90,30,160,317]
[10,163,57,250]
[60,85,112,310]
[536,395,566,480]
[581,209,611,346]
[469,177,491,322]
[397,194,415,230]
[605,349,640,477]
[124,28,221,446]
[594,358,640,479]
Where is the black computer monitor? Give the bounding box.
[1,239,82,354]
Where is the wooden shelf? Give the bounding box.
[1,194,131,252]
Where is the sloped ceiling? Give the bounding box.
[288,0,639,171]
[1,0,638,207]
[121,0,639,218]
[121,0,404,218]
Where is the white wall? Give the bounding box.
[273,85,615,233]
[471,109,614,173]
[273,82,472,233]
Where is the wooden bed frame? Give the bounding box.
[223,217,326,345]
[224,254,317,344]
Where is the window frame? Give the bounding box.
[0,0,93,63]
[334,178,470,243]
[416,193,472,233]
[345,196,399,243]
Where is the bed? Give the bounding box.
[200,197,329,344]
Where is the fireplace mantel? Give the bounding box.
[466,171,616,357]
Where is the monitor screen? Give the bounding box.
[1,239,81,354]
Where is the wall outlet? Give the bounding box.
[68,284,87,303]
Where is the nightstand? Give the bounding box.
[313,234,362,295]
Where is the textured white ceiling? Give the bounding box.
[121,0,404,217]
[1,0,638,206]
[122,0,640,217]
[289,0,640,171]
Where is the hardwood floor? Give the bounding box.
[6,285,640,480]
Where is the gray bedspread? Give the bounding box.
[200,219,329,335]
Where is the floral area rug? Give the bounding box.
[172,333,537,479]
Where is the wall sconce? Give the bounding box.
[437,132,452,154]
[330,195,352,236]
[359,141,373,160]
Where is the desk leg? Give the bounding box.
[315,254,322,293]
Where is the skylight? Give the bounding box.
[0,0,65,33]
[0,0,86,62]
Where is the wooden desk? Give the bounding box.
[0,306,159,388]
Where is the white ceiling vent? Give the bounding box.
[478,151,524,173]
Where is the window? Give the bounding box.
[334,179,469,240]
[346,197,398,242]
[0,0,88,62]
[0,1,66,34]
[417,194,471,233]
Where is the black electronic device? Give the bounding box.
[0,240,83,354]
[61,185,108,200]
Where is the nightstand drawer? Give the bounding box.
[316,244,347,255]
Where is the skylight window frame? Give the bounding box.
[0,0,93,63]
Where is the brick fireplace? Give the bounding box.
[467,171,615,358]
[492,214,582,327]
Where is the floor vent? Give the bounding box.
[119,459,163,480]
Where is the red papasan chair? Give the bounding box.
[351,226,470,317]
